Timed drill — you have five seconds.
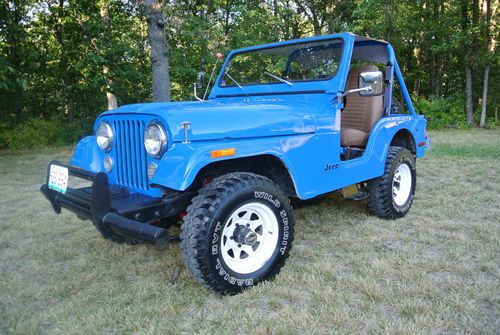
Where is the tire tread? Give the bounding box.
[367,146,415,219]
[180,172,294,293]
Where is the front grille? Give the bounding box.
[112,119,148,190]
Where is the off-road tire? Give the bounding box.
[367,146,416,219]
[180,172,294,294]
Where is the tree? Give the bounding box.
[2,0,500,149]
[384,0,391,42]
[480,0,493,128]
[461,0,474,126]
[294,0,328,35]
[432,0,442,97]
[100,1,118,110]
[143,0,170,102]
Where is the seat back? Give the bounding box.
[341,65,384,134]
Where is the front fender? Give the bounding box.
[69,136,105,172]
[150,134,317,198]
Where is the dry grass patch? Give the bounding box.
[0,129,499,334]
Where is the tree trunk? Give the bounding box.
[433,0,441,96]
[384,0,391,42]
[413,43,421,95]
[312,21,322,35]
[55,0,73,120]
[143,0,170,102]
[466,66,474,126]
[461,0,474,126]
[479,0,491,128]
[471,0,480,115]
[103,66,118,110]
[100,2,118,110]
[479,66,489,127]
[224,1,231,36]
[295,1,322,35]
[205,0,213,19]
[273,0,279,41]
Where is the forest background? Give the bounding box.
[0,0,498,149]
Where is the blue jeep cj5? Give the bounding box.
[41,33,429,293]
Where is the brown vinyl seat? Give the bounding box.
[341,65,384,147]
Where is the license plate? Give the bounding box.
[48,164,68,194]
[425,137,431,150]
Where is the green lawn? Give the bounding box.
[1,129,499,334]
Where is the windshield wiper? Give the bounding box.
[224,71,243,89]
[264,72,293,86]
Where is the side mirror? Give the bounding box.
[196,70,206,89]
[193,53,223,101]
[194,70,206,101]
[359,71,384,96]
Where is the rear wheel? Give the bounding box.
[180,172,294,294]
[367,146,416,219]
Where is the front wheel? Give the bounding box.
[180,172,294,294]
[367,146,416,219]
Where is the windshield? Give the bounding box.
[219,38,344,88]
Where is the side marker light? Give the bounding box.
[210,148,236,159]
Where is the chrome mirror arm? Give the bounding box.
[193,83,204,101]
[340,86,372,98]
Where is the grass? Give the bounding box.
[1,129,499,334]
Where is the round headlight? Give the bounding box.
[144,121,167,157]
[96,121,114,152]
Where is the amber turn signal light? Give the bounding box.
[210,148,236,158]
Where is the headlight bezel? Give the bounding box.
[144,120,168,158]
[96,121,114,152]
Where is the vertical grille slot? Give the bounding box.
[113,119,148,190]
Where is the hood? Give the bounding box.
[101,100,316,142]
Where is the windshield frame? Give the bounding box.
[208,33,354,99]
[217,37,345,89]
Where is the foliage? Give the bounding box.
[0,0,498,149]
[0,117,80,149]
[415,94,498,130]
[415,95,468,129]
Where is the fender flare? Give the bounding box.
[149,135,314,196]
[364,117,419,172]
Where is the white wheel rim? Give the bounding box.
[220,202,279,274]
[392,162,412,206]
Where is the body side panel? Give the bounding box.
[312,115,423,196]
[150,115,422,199]
[150,133,319,199]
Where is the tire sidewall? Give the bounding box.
[205,182,292,291]
[389,150,416,215]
